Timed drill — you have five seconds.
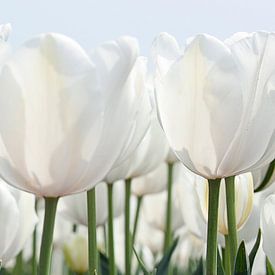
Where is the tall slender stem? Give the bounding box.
[38,197,59,275]
[13,251,23,275]
[125,179,132,275]
[32,199,38,275]
[163,163,174,252]
[206,179,221,275]
[87,188,98,275]
[224,235,232,275]
[225,176,238,272]
[32,225,37,275]
[132,196,143,245]
[107,183,117,275]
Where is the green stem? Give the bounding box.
[225,176,238,272]
[107,183,117,275]
[125,179,132,275]
[132,196,143,245]
[103,224,108,256]
[38,197,59,275]
[163,163,174,252]
[13,251,23,275]
[32,224,37,275]
[87,188,98,275]
[224,235,232,275]
[206,179,221,275]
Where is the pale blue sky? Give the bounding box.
[2,0,275,55]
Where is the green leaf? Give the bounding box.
[217,248,225,275]
[249,229,261,269]
[255,159,275,192]
[266,257,275,275]
[133,246,150,275]
[192,258,203,275]
[155,237,179,275]
[234,241,250,275]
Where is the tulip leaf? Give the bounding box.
[248,229,261,269]
[155,237,179,275]
[133,246,150,275]
[266,257,275,275]
[234,241,250,275]
[255,159,275,192]
[217,248,225,275]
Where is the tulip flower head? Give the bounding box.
[0,33,150,197]
[153,32,275,179]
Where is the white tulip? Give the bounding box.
[131,162,168,197]
[59,180,124,226]
[141,189,184,232]
[0,34,150,197]
[153,32,275,179]
[175,164,254,236]
[172,227,205,271]
[63,229,88,273]
[0,181,37,265]
[105,87,167,183]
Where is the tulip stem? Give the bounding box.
[206,179,221,275]
[107,183,117,275]
[225,176,238,272]
[32,199,38,275]
[38,197,59,275]
[132,195,143,245]
[87,188,98,275]
[163,163,174,252]
[13,251,23,275]
[125,179,132,275]
[32,225,37,275]
[224,235,232,275]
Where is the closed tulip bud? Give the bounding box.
[175,164,254,236]
[63,231,88,273]
[197,173,254,235]
[153,32,275,179]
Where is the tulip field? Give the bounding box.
[0,3,274,275]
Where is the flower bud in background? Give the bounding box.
[166,149,179,164]
[175,163,254,236]
[0,181,37,265]
[131,163,168,197]
[198,173,254,235]
[172,227,205,272]
[59,180,124,227]
[63,229,88,273]
[141,188,184,232]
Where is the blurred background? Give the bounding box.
[2,0,275,55]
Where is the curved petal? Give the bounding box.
[156,34,243,178]
[0,33,104,196]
